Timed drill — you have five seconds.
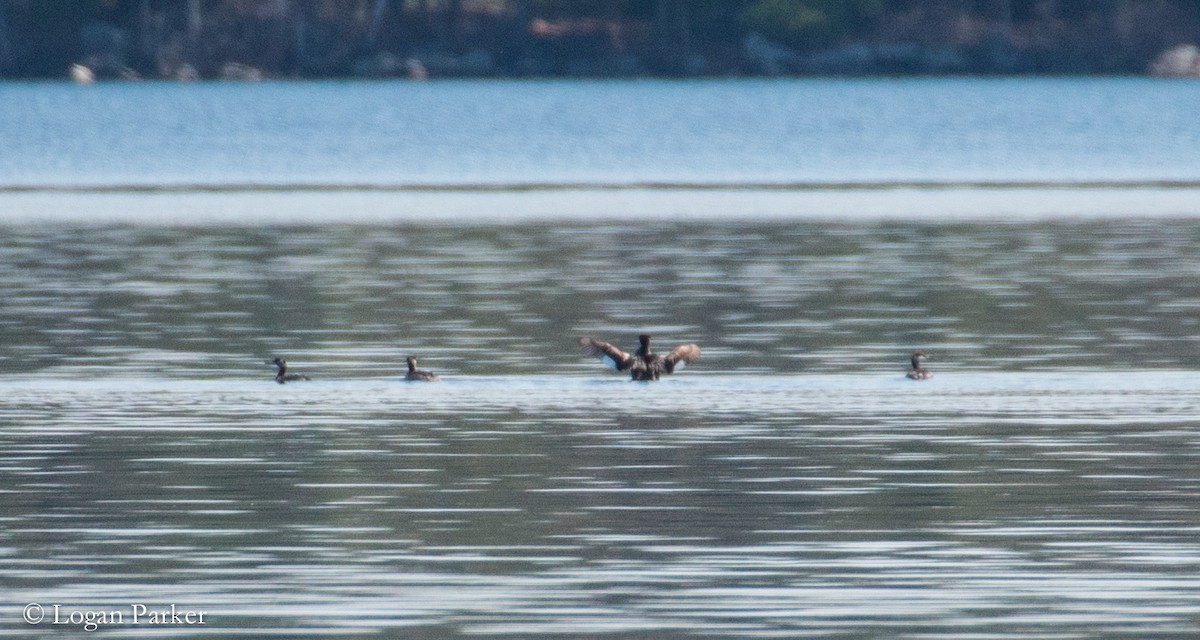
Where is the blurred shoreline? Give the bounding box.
[4,1,1200,82]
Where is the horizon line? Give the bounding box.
[4,179,1200,194]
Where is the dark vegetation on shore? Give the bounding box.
[3,0,1200,80]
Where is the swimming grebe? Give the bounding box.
[579,334,701,381]
[268,358,311,383]
[906,351,932,380]
[404,356,438,381]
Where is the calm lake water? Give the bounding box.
[2,77,1200,188]
[2,79,1200,638]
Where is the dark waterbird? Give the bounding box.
[579,334,701,381]
[906,351,933,380]
[268,358,311,384]
[404,356,439,381]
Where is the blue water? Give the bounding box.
[3,79,1200,638]
[2,78,1199,189]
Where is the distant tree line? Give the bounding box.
[1,0,1199,79]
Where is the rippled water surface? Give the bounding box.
[3,221,1200,638]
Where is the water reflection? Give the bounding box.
[3,222,1200,378]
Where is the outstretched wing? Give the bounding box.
[662,343,701,373]
[579,338,635,371]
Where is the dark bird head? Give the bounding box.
[911,351,927,368]
[406,356,417,372]
[636,334,652,357]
